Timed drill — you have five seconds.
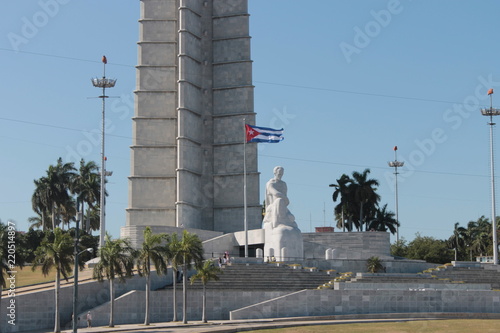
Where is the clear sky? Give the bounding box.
[1,0,500,244]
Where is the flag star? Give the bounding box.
[248,129,254,135]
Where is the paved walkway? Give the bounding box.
[30,317,446,333]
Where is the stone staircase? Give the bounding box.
[349,273,445,283]
[432,266,500,289]
[165,263,334,291]
[341,265,500,290]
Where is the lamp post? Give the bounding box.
[91,55,116,249]
[480,88,499,265]
[72,203,93,333]
[388,146,404,243]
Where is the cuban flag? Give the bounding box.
[245,124,284,143]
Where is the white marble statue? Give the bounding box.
[263,166,303,262]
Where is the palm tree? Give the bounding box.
[178,230,204,324]
[32,228,77,333]
[28,212,51,230]
[0,222,9,314]
[350,169,380,231]
[84,206,101,232]
[368,204,399,234]
[136,227,169,325]
[32,158,77,230]
[57,196,77,230]
[190,259,222,323]
[331,174,353,232]
[463,220,478,261]
[471,216,491,257]
[31,178,51,230]
[93,234,136,327]
[72,159,100,232]
[366,256,384,273]
[449,222,466,261]
[168,232,183,322]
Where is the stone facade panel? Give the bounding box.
[137,67,176,91]
[180,7,202,37]
[213,15,249,39]
[138,43,176,66]
[180,31,202,61]
[141,0,177,19]
[178,83,202,113]
[213,0,248,17]
[213,38,250,63]
[131,147,176,177]
[213,115,246,144]
[134,118,176,146]
[213,62,252,88]
[130,177,176,208]
[135,91,177,118]
[213,87,253,115]
[214,206,262,233]
[139,20,177,42]
[178,141,203,173]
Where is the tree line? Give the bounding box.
[391,216,499,264]
[331,168,399,233]
[31,157,102,231]
[332,169,499,264]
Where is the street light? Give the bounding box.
[388,146,404,243]
[72,205,93,333]
[480,88,499,265]
[91,55,116,249]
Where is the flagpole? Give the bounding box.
[243,119,248,258]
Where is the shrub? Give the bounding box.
[366,256,384,273]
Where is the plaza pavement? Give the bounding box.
[29,316,461,333]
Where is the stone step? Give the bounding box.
[163,263,333,291]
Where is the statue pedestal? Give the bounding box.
[264,223,303,262]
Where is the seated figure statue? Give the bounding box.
[263,166,303,262]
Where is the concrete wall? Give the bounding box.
[303,232,391,260]
[0,272,169,333]
[78,289,290,326]
[230,288,500,320]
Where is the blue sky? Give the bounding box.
[1,0,500,244]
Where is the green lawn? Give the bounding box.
[7,266,56,287]
[6,266,95,288]
[246,319,500,333]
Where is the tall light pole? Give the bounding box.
[388,146,404,243]
[72,201,93,333]
[480,88,499,265]
[91,55,116,249]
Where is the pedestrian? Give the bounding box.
[218,256,223,267]
[86,311,92,328]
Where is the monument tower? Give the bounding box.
[121,0,261,244]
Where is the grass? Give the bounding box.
[245,319,500,333]
[8,266,56,287]
[6,266,95,288]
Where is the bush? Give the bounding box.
[366,256,384,273]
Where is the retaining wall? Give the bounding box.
[230,288,500,320]
[0,271,169,333]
